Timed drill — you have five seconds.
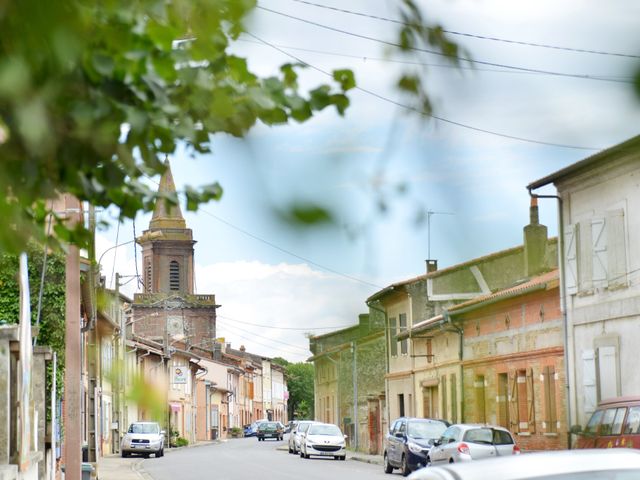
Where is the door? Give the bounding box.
[430,426,455,464]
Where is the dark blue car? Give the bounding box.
[383,417,450,476]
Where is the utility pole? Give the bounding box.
[64,194,82,480]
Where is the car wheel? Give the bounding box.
[121,451,128,458]
[288,445,293,454]
[300,449,304,458]
[144,454,150,459]
[425,456,431,467]
[400,454,410,477]
[383,453,393,474]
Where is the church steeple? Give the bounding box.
[137,160,196,294]
[150,160,186,230]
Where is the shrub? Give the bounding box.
[175,437,189,447]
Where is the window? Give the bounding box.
[169,260,180,291]
[624,407,640,434]
[565,209,627,294]
[145,259,152,292]
[389,317,398,357]
[441,375,447,421]
[474,375,486,423]
[450,373,457,423]
[542,366,557,433]
[399,313,408,354]
[398,394,405,417]
[497,373,510,430]
[599,408,626,436]
[513,369,536,433]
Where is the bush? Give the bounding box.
[175,437,189,447]
[230,427,243,437]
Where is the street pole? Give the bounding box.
[64,195,82,480]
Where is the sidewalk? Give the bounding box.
[97,441,218,480]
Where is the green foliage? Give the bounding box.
[0,243,66,397]
[0,0,356,253]
[286,362,315,420]
[174,436,189,447]
[271,357,291,367]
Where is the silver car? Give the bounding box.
[408,449,640,480]
[428,424,519,465]
[121,421,165,458]
[288,420,317,454]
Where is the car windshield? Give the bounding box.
[128,423,158,434]
[407,421,448,439]
[260,422,278,430]
[298,423,312,433]
[308,424,342,436]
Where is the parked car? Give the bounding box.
[257,421,284,441]
[288,420,317,454]
[573,395,640,449]
[284,420,298,434]
[428,424,519,466]
[299,422,347,460]
[384,417,450,476]
[244,423,258,437]
[407,449,640,480]
[120,421,165,458]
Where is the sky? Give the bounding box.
[97,0,640,362]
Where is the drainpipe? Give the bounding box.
[528,188,573,449]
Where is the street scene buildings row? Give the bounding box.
[0,164,288,480]
[309,134,640,455]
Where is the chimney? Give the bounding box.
[524,196,548,277]
[240,345,246,353]
[426,259,438,274]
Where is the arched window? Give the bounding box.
[169,261,180,291]
[145,259,152,293]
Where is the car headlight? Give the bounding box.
[407,441,423,454]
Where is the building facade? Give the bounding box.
[529,134,640,429]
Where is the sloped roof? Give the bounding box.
[528,134,640,190]
[406,269,559,337]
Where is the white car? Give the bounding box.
[121,421,165,458]
[408,449,640,480]
[288,420,317,454]
[299,422,346,461]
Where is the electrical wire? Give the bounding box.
[285,0,640,59]
[217,313,353,331]
[246,31,602,151]
[238,37,632,81]
[256,6,634,85]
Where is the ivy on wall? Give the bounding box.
[0,243,66,395]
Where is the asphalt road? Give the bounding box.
[140,436,401,480]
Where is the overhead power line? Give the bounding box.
[143,173,385,290]
[256,6,632,85]
[246,31,602,151]
[218,314,353,331]
[238,38,632,82]
[286,0,640,59]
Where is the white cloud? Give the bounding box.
[196,260,377,362]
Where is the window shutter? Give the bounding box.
[606,209,627,288]
[582,349,597,417]
[527,368,536,433]
[508,371,519,432]
[597,345,618,401]
[591,218,608,283]
[565,224,579,294]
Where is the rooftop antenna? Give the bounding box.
[426,210,455,259]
